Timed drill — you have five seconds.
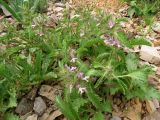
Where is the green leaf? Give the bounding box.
[4,113,19,120]
[56,97,80,120]
[86,85,102,110]
[125,53,138,72]
[72,98,88,112]
[43,72,57,80]
[116,32,131,48]
[128,7,136,18]
[130,38,151,46]
[0,0,21,22]
[93,112,104,120]
[8,89,17,109]
[126,66,151,86]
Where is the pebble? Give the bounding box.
[110,116,121,120]
[15,98,33,115]
[140,45,160,65]
[55,3,65,8]
[152,22,160,33]
[146,100,157,114]
[33,97,47,116]
[53,7,64,12]
[26,114,38,120]
[39,85,62,101]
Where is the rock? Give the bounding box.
[152,99,159,109]
[15,98,33,115]
[20,112,32,120]
[55,3,65,8]
[156,67,160,76]
[39,112,49,120]
[33,97,47,116]
[110,116,121,120]
[27,87,38,100]
[143,111,160,120]
[47,110,62,120]
[146,100,156,114]
[152,22,160,33]
[39,85,62,101]
[140,45,160,65]
[53,7,64,12]
[124,108,141,120]
[26,114,38,120]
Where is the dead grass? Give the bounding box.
[70,0,126,12]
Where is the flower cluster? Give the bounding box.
[102,34,122,48]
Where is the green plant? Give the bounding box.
[127,0,159,24]
[54,9,160,119]
[0,0,47,23]
[0,5,160,120]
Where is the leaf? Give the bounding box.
[128,7,136,18]
[86,69,102,77]
[86,84,110,112]
[8,89,17,108]
[102,100,112,112]
[125,53,138,72]
[0,0,21,22]
[4,112,19,120]
[43,72,57,80]
[126,66,151,86]
[86,84,102,110]
[93,112,104,120]
[116,32,131,48]
[72,98,88,112]
[130,38,151,46]
[56,97,80,120]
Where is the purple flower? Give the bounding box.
[103,34,122,48]
[77,72,84,79]
[65,64,77,72]
[108,20,115,29]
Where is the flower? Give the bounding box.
[70,66,77,71]
[77,72,84,79]
[108,19,115,29]
[65,64,77,72]
[102,34,122,48]
[78,87,86,94]
[82,76,89,82]
[70,58,78,63]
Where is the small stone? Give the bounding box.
[156,67,160,76]
[27,87,38,100]
[143,111,160,120]
[15,98,33,115]
[47,110,62,120]
[20,112,32,120]
[33,97,47,116]
[140,45,160,65]
[152,22,160,33]
[110,116,121,120]
[53,7,64,12]
[55,3,65,8]
[39,85,62,101]
[39,112,49,120]
[152,99,159,109]
[146,100,156,114]
[26,114,38,120]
